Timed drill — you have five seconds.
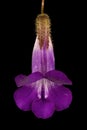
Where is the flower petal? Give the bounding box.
[15,74,27,87]
[45,70,72,85]
[15,72,43,87]
[14,86,36,111]
[50,86,72,111]
[32,98,55,119]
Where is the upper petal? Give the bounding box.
[45,70,72,85]
[32,98,55,119]
[14,86,36,111]
[15,72,43,87]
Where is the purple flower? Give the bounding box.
[14,1,72,119]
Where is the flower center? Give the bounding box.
[36,79,54,99]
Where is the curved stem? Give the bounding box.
[41,0,45,14]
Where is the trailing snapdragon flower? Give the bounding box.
[14,0,72,119]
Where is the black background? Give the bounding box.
[0,0,82,129]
